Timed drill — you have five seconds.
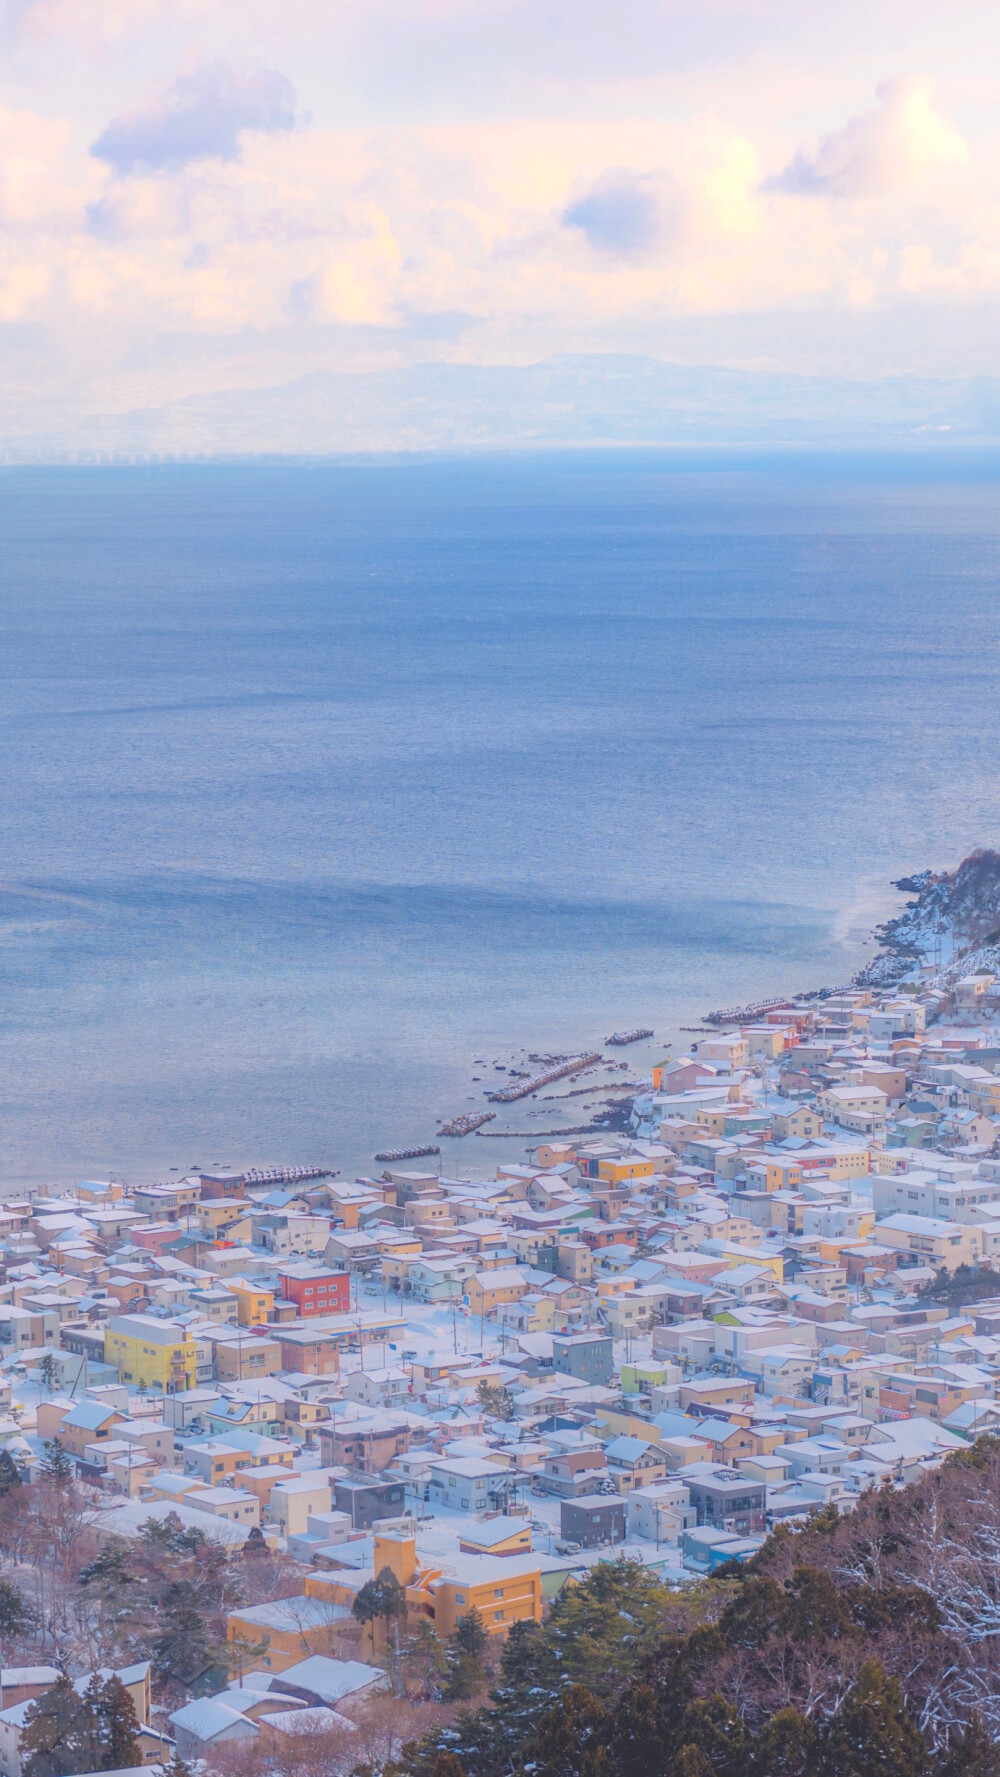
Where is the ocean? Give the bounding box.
[3,450,1000,1190]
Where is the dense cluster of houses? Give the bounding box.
[5,973,1000,1759]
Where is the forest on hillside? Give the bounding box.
[402,1438,1000,1777]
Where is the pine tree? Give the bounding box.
[401,1618,448,1699]
[39,1442,73,1487]
[752,1707,816,1777]
[543,1557,672,1703]
[483,1618,561,1768]
[475,1381,513,1420]
[819,1660,929,1777]
[717,1574,785,1650]
[672,1749,714,1777]
[37,1353,58,1397]
[20,1674,88,1777]
[352,1566,406,1657]
[782,1564,856,1644]
[97,1675,141,1770]
[78,1538,136,1593]
[528,1683,612,1777]
[160,1756,194,1777]
[0,1578,32,1652]
[241,1526,269,1559]
[452,1608,487,1659]
[432,1755,467,1777]
[77,1676,106,1775]
[0,1450,23,1497]
[676,1694,749,1777]
[152,1580,211,1687]
[443,1607,489,1703]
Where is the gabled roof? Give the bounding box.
[168,1698,255,1743]
[275,1656,385,1703]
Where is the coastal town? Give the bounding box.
[7,872,1000,1770]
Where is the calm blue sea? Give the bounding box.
[3,451,1000,1188]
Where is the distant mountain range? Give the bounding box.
[9,354,1000,459]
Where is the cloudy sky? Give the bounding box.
[2,0,999,427]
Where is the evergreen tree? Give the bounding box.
[431,1756,467,1777]
[78,1538,136,1595]
[39,1442,73,1487]
[527,1683,612,1777]
[672,1749,714,1777]
[0,1578,32,1653]
[152,1580,211,1687]
[97,1676,141,1771]
[401,1618,448,1699]
[77,1538,151,1667]
[544,1558,673,1703]
[475,1382,513,1421]
[443,1607,489,1702]
[819,1660,929,1777]
[717,1574,785,1650]
[0,1450,23,1497]
[0,1576,34,1719]
[37,1353,58,1397]
[77,1676,106,1775]
[20,1675,88,1777]
[482,1618,561,1768]
[676,1694,749,1777]
[138,1512,206,1558]
[353,1566,406,1658]
[241,1526,269,1559]
[782,1564,857,1644]
[160,1756,194,1777]
[752,1707,816,1777]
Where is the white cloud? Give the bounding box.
[766,76,968,198]
[1,3,1000,428]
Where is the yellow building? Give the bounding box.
[104,1314,196,1392]
[507,1292,556,1332]
[697,1032,749,1068]
[197,1200,253,1239]
[225,1594,355,1672]
[708,1242,785,1283]
[308,1530,543,1649]
[458,1521,533,1557]
[764,1157,800,1191]
[877,1214,983,1271]
[597,1155,656,1184]
[771,1104,823,1141]
[465,1268,527,1318]
[596,1274,636,1302]
[228,1279,275,1326]
[801,1145,871,1180]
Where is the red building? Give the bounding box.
[277,1264,350,1317]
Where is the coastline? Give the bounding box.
[0,882,896,1195]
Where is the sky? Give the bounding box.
[2,0,1000,430]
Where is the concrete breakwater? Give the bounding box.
[485,1052,603,1103]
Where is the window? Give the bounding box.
[494,1611,504,1622]
[454,1594,465,1606]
